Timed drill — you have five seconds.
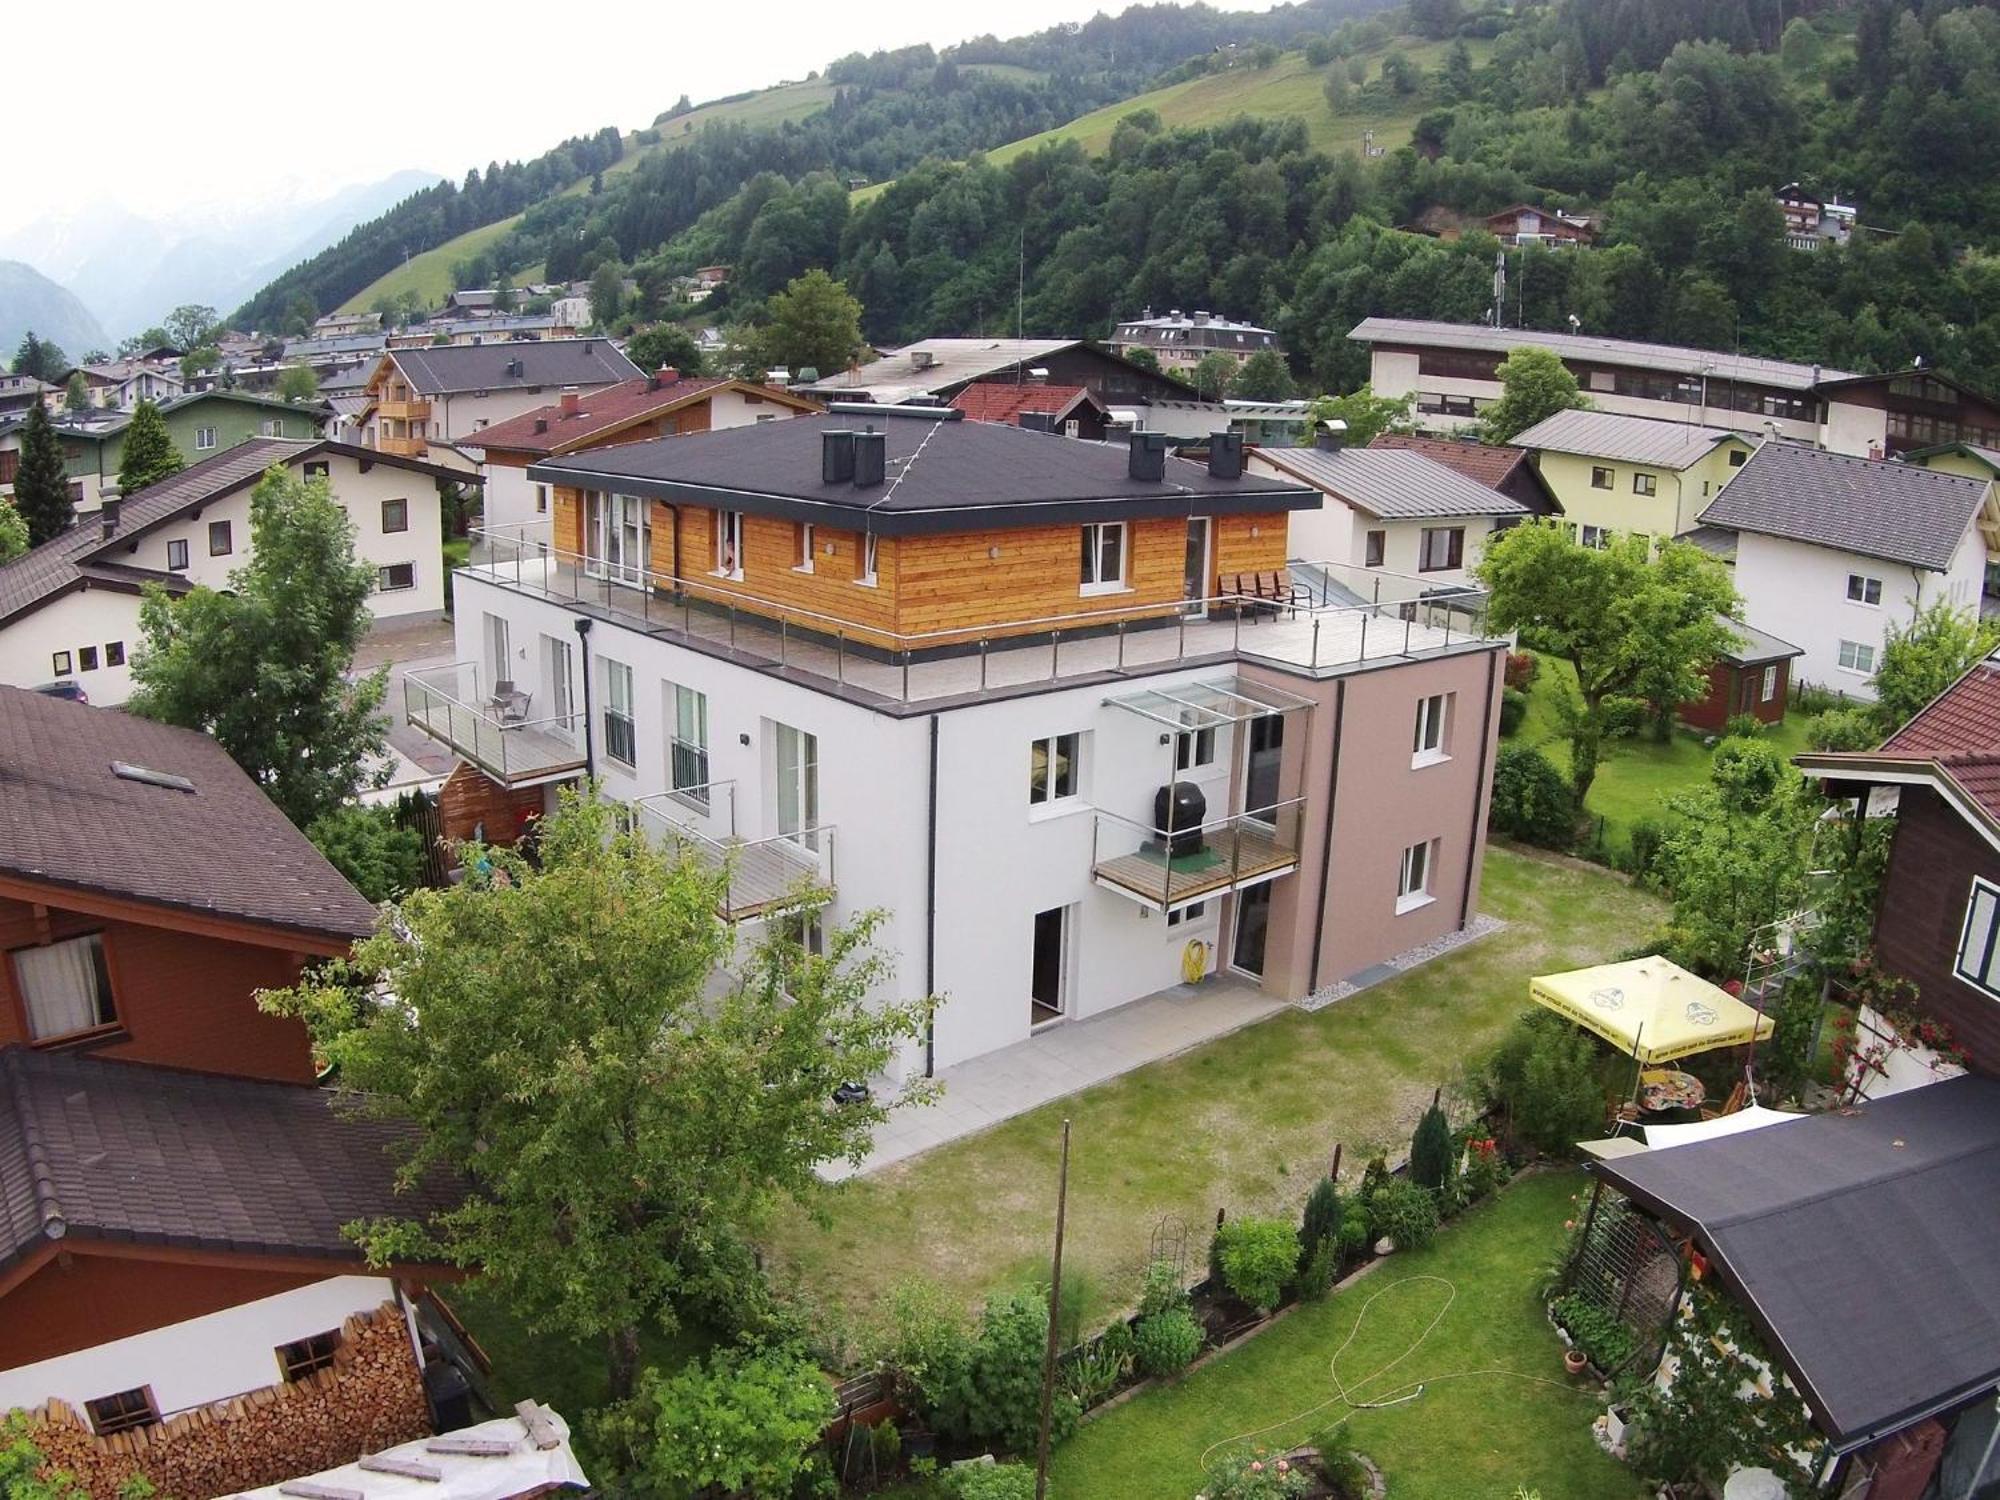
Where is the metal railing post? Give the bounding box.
[1360,613,1370,658]
[1050,631,1060,681]
[980,640,990,690]
[837,630,847,684]
[780,617,789,669]
[1117,620,1126,670]
[1404,616,1412,655]
[1311,617,1322,670]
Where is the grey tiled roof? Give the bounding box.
[387,338,641,395]
[0,685,379,939]
[1348,317,1855,391]
[1717,613,1803,665]
[1697,442,1992,571]
[0,1046,458,1276]
[1254,446,1531,519]
[1511,408,1746,468]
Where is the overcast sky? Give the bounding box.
[12,0,1278,224]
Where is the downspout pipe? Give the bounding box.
[573,617,595,779]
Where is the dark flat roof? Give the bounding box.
[1594,1076,2000,1450]
[528,414,1312,536]
[529,413,1316,535]
[0,1046,458,1277]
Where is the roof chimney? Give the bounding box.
[533,417,548,434]
[853,428,886,488]
[1316,419,1349,453]
[1128,430,1168,482]
[1207,432,1243,480]
[656,366,679,386]
[1026,367,1050,385]
[822,429,857,484]
[582,340,594,353]
[98,487,122,539]
[560,387,580,416]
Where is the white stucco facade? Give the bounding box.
[454,573,1281,1075]
[0,451,446,703]
[0,1275,399,1419]
[1732,526,1987,701]
[1256,453,1502,592]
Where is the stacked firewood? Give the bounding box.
[23,1304,431,1500]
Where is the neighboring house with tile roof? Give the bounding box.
[467,368,822,533]
[791,336,1194,409]
[359,337,642,460]
[1249,437,1533,587]
[1697,442,1999,699]
[948,381,1111,441]
[1798,652,2000,1076]
[0,438,465,704]
[0,684,375,1083]
[0,1045,461,1480]
[1510,408,1757,541]
[1365,431,1561,517]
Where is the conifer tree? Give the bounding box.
[116,399,186,495]
[12,401,72,545]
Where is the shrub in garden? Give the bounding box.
[930,1289,1078,1454]
[1357,1154,1388,1202]
[591,1340,835,1500]
[1133,1304,1204,1377]
[1623,816,1670,886]
[945,1461,1037,1500]
[1599,694,1648,739]
[1498,686,1529,737]
[1460,1133,1509,1201]
[1138,1258,1187,1319]
[1408,1102,1453,1191]
[1806,706,1879,752]
[870,1277,971,1412]
[1365,1176,1439,1252]
[1338,1200,1372,1253]
[1722,711,1765,740]
[1298,1178,1341,1271]
[1549,1293,1636,1371]
[1481,1012,1608,1156]
[1059,1321,1133,1408]
[1202,1447,1313,1499]
[1503,650,1538,690]
[1211,1217,1300,1312]
[1489,743,1576,847]
[1762,978,1826,1100]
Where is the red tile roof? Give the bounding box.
[1877,656,2000,821]
[1368,432,1531,490]
[473,375,819,456]
[948,382,1093,425]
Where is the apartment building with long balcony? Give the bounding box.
[408,410,1507,1076]
[358,338,641,459]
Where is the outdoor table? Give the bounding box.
[1638,1068,1705,1113]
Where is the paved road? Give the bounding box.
[355,616,459,792]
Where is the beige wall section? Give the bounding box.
[1531,438,1753,539]
[1248,645,1504,1000]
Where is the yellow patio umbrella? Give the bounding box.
[1528,956,1774,1065]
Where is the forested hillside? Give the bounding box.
[234,0,1390,325]
[240,0,2000,398]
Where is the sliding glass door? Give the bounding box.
[584,491,650,587]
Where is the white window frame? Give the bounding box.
[1953,876,2000,998]
[1760,664,1778,703]
[10,931,117,1040]
[602,659,636,767]
[1418,526,1464,573]
[1080,521,1127,596]
[1580,524,1610,550]
[856,530,879,587]
[1167,900,1210,929]
[194,425,217,450]
[166,538,189,571]
[1029,732,1082,809]
[794,521,815,573]
[1837,639,1876,675]
[1846,573,1883,607]
[715,509,745,580]
[670,683,709,803]
[1413,693,1450,766]
[543,634,574,726]
[376,562,416,592]
[1396,838,1437,914]
[1176,718,1217,771]
[534,483,549,515]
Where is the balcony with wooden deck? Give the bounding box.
[633,782,835,922]
[1090,798,1306,913]
[403,662,585,787]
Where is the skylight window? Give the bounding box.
[111,761,196,793]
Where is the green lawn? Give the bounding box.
[1515,655,1813,855]
[762,848,1665,1333]
[339,217,525,314]
[1051,1171,1645,1500]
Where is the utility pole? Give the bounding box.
[1034,1119,1073,1500]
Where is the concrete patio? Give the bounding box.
[831,975,1286,1179]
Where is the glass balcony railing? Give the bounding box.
[1090,797,1307,912]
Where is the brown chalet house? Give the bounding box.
[467,366,821,535]
[0,689,460,1498]
[1799,654,2000,1078]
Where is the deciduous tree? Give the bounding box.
[589,261,626,328]
[276,363,320,403]
[758,269,864,377]
[11,331,66,383]
[62,372,89,411]
[128,465,388,827]
[1870,599,2000,733]
[1479,525,1735,807]
[163,304,220,352]
[1190,350,1237,400]
[1297,387,1414,447]
[1480,345,1586,443]
[0,500,27,562]
[261,790,933,1399]
[1229,348,1296,401]
[625,325,705,377]
[12,400,72,545]
[116,399,186,495]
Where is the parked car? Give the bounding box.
[32,681,87,704]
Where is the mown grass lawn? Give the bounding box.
[1051,1170,1646,1500]
[1515,655,1812,855]
[762,849,1665,1335]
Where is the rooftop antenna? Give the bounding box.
[1567,312,1581,335]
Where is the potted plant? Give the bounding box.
[1565,1347,1589,1376]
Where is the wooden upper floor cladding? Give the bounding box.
[537,413,1316,647]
